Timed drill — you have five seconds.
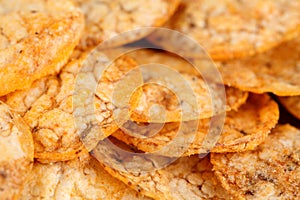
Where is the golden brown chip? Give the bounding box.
[94,149,231,200]
[126,49,248,122]
[5,51,140,163]
[113,93,279,155]
[0,0,84,96]
[19,153,151,200]
[211,124,300,200]
[131,83,248,123]
[193,93,279,154]
[278,96,300,120]
[148,0,300,60]
[0,103,34,200]
[217,38,300,96]
[74,0,180,49]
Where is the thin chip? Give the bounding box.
[0,103,34,199]
[211,124,300,199]
[217,38,300,96]
[131,83,248,123]
[113,93,279,155]
[74,0,180,49]
[148,0,300,60]
[278,96,300,120]
[93,145,231,200]
[19,153,151,200]
[127,49,248,122]
[0,0,84,96]
[5,51,140,162]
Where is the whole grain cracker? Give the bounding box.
[5,51,140,163]
[211,124,300,200]
[19,153,151,200]
[127,49,248,122]
[0,0,84,96]
[0,103,34,200]
[148,0,300,60]
[278,96,300,120]
[217,38,300,96]
[113,93,279,155]
[74,0,180,49]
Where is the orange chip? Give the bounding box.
[113,93,279,155]
[0,0,84,96]
[148,0,300,60]
[127,49,248,123]
[5,50,141,162]
[217,38,300,96]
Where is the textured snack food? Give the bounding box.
[217,38,300,96]
[19,153,151,200]
[278,96,300,120]
[127,49,248,122]
[94,145,231,200]
[0,0,84,96]
[211,124,300,200]
[131,82,248,123]
[148,0,300,60]
[74,0,180,49]
[113,93,279,156]
[0,103,34,200]
[5,51,140,162]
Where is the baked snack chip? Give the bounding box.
[127,49,248,122]
[94,146,231,200]
[5,51,140,162]
[148,0,300,60]
[75,0,180,49]
[0,103,34,200]
[211,124,300,200]
[0,0,84,96]
[19,153,151,200]
[113,93,279,155]
[217,38,300,96]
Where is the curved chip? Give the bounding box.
[94,147,231,200]
[217,38,300,96]
[74,0,180,49]
[148,0,300,60]
[113,93,279,155]
[0,103,34,199]
[127,49,248,122]
[5,51,140,163]
[19,153,150,200]
[211,124,300,200]
[131,83,248,123]
[278,96,300,120]
[0,0,84,96]
[192,93,279,154]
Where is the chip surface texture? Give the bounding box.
[0,104,34,200]
[211,124,300,200]
[149,0,300,60]
[0,0,84,96]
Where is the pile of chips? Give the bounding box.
[0,0,299,199]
